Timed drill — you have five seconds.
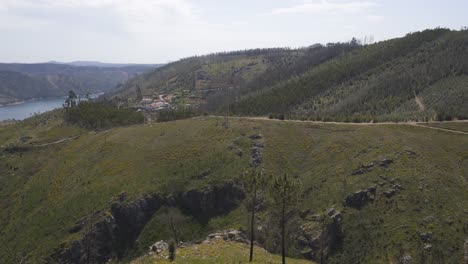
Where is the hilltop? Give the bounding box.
[113,28,468,122]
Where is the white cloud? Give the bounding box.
[364,14,384,22]
[0,0,201,33]
[271,0,376,15]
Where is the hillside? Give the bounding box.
[50,61,162,68]
[111,43,358,108]
[113,28,468,122]
[0,63,159,105]
[0,113,466,263]
[230,28,468,122]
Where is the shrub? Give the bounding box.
[64,101,144,129]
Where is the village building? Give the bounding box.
[140,97,153,104]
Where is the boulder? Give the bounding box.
[344,187,376,209]
[379,158,394,167]
[254,142,265,148]
[398,254,413,264]
[150,241,168,254]
[383,189,397,198]
[234,148,243,157]
[298,208,343,262]
[248,134,263,140]
[419,232,433,242]
[206,229,248,244]
[423,244,432,251]
[351,163,374,175]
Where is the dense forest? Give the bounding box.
[114,28,468,122]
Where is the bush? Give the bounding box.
[64,101,144,129]
[156,108,198,123]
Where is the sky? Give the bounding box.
[1,0,467,64]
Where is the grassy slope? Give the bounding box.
[0,117,467,263]
[132,238,313,264]
[113,54,273,102]
[418,121,468,133]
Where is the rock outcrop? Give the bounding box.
[51,182,244,264]
[203,229,249,245]
[169,182,245,218]
[379,158,394,167]
[351,163,374,175]
[464,238,468,263]
[344,186,376,209]
[298,208,343,262]
[149,241,168,254]
[249,134,264,168]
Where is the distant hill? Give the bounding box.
[49,61,163,68]
[114,28,468,121]
[0,63,161,105]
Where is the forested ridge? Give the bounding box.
[115,28,468,122]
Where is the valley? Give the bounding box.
[0,26,467,264]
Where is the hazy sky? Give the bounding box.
[1,0,466,63]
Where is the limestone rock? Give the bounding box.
[150,241,168,254]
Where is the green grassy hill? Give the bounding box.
[0,113,466,263]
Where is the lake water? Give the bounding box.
[0,98,66,121]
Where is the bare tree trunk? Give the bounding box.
[170,217,178,244]
[281,198,286,264]
[249,183,257,262]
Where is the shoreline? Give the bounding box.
[0,97,66,107]
[0,92,105,107]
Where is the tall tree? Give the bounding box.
[136,85,143,102]
[241,169,267,262]
[65,90,77,108]
[269,173,301,264]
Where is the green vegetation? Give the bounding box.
[0,116,466,263]
[241,169,268,262]
[155,108,200,123]
[1,27,468,264]
[418,121,468,132]
[111,44,356,110]
[269,174,302,264]
[64,101,144,129]
[230,29,468,122]
[113,28,468,122]
[132,238,312,264]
